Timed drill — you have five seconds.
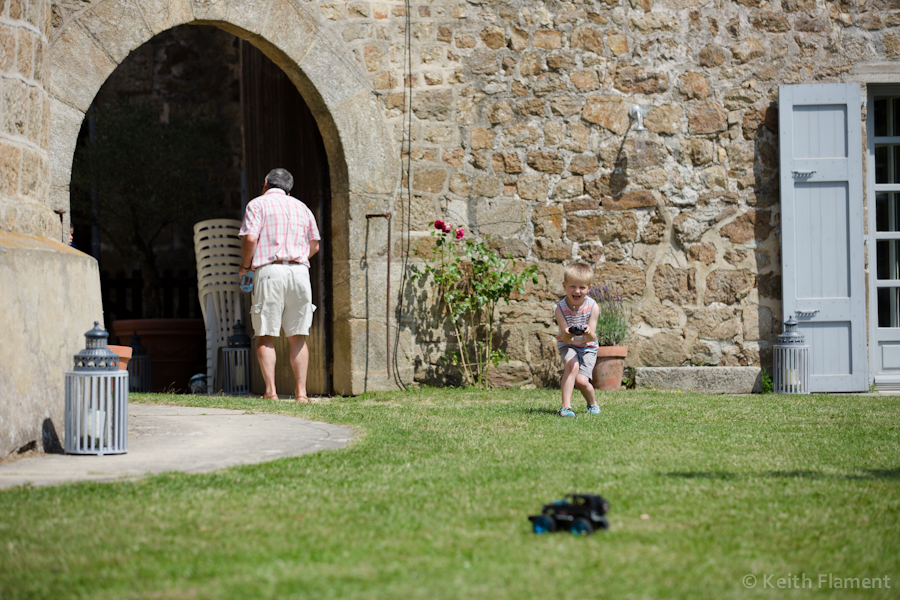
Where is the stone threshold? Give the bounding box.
[634,367,762,395]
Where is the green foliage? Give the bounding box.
[71,100,233,317]
[412,220,538,388]
[760,367,774,393]
[588,283,630,346]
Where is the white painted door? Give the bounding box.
[778,83,867,392]
[867,86,900,389]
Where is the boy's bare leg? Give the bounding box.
[560,357,580,409]
[257,335,278,400]
[575,374,596,407]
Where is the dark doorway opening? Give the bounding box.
[241,40,333,396]
[70,25,333,395]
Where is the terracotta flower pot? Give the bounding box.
[107,345,133,371]
[592,346,627,391]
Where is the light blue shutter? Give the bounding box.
[778,83,867,392]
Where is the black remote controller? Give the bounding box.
[569,325,586,335]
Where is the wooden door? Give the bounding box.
[778,83,867,392]
[242,41,332,396]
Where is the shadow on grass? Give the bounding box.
[664,468,900,480]
[523,407,563,416]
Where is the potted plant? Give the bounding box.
[588,284,630,391]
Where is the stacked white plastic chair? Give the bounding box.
[193,219,245,393]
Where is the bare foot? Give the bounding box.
[295,396,310,403]
[261,394,279,401]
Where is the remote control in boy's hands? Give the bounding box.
[240,271,254,293]
[569,325,586,336]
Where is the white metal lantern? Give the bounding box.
[773,315,810,395]
[127,331,152,393]
[64,322,128,455]
[222,320,251,395]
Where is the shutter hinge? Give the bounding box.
[864,235,868,245]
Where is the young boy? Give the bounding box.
[554,263,600,417]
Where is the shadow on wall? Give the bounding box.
[749,101,782,373]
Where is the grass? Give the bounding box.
[1,388,898,599]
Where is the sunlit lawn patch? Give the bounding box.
[1,388,898,599]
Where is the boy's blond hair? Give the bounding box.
[563,262,593,285]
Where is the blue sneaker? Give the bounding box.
[587,404,601,415]
[557,407,576,418]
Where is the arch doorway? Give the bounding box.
[50,1,399,395]
[69,25,332,395]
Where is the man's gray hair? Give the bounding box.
[266,168,294,193]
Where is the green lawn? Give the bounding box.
[1,388,898,599]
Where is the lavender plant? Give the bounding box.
[588,284,630,347]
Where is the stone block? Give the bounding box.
[191,0,228,21]
[138,0,194,35]
[645,104,682,135]
[526,150,564,174]
[534,237,572,261]
[568,212,638,243]
[533,28,561,49]
[635,366,762,393]
[475,198,527,237]
[698,44,727,67]
[411,89,452,121]
[0,231,103,457]
[550,95,583,116]
[653,264,697,304]
[80,0,152,64]
[594,263,645,298]
[720,209,772,243]
[533,204,563,238]
[328,92,399,196]
[571,26,603,54]
[679,72,709,100]
[615,66,668,94]
[48,97,82,189]
[554,176,583,198]
[630,14,679,32]
[2,75,28,138]
[603,189,657,210]
[480,25,505,49]
[705,269,755,305]
[1,23,15,73]
[731,37,765,63]
[49,22,116,112]
[582,96,630,134]
[570,69,600,91]
[471,174,501,197]
[0,141,21,198]
[16,28,33,79]
[569,154,599,175]
[687,101,727,135]
[412,166,447,194]
[298,34,366,110]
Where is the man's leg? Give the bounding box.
[288,334,309,401]
[257,335,278,399]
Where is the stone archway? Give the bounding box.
[48,0,400,394]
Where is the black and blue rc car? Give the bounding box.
[528,494,610,535]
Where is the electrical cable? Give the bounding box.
[391,0,414,389]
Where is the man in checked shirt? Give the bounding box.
[238,168,321,402]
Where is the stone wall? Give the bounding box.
[1,0,104,458]
[2,0,53,239]
[42,0,900,389]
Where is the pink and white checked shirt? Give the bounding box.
[239,188,321,269]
